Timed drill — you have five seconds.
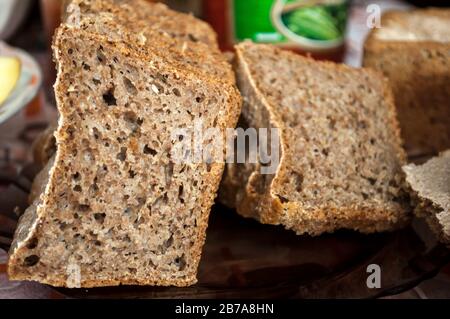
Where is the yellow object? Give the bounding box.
[0,57,21,105]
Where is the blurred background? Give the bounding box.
[0,0,449,298]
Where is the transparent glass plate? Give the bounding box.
[1,163,449,299]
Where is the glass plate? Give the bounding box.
[1,163,449,299]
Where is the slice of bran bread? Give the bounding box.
[403,150,450,244]
[219,42,410,236]
[8,1,241,287]
[364,9,450,156]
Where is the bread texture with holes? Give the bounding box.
[219,42,409,236]
[8,0,241,287]
[403,150,450,244]
[364,9,450,156]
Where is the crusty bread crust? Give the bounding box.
[28,155,55,204]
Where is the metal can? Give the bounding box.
[204,0,350,61]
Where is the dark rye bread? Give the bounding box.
[219,42,409,236]
[8,2,241,287]
[403,150,450,244]
[364,9,450,156]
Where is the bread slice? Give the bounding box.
[32,0,235,170]
[64,0,235,85]
[403,150,450,244]
[8,1,241,287]
[219,42,409,236]
[364,9,450,156]
[63,0,218,48]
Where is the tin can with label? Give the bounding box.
[204,0,350,61]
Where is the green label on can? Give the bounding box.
[232,0,349,50]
